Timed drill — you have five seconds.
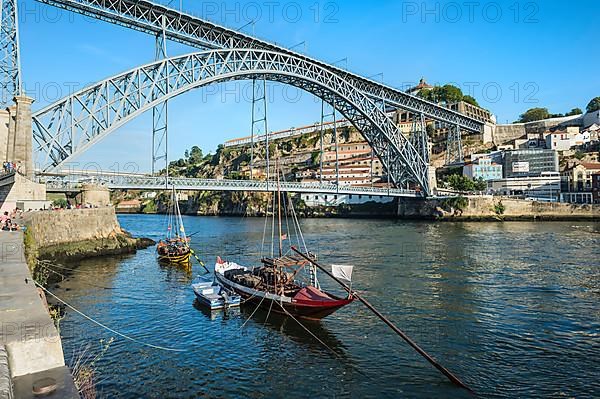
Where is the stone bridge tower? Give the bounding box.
[1,95,35,178]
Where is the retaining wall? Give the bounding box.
[24,207,124,248]
[399,196,600,220]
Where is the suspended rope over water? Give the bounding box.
[35,282,188,353]
[190,249,210,274]
[290,247,475,394]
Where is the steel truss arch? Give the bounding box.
[32,49,431,193]
[35,0,485,133]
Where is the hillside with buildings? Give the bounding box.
[115,83,600,215]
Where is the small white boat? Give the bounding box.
[192,276,241,310]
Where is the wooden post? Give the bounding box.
[291,246,474,394]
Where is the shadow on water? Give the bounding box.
[191,297,355,365]
[157,261,193,281]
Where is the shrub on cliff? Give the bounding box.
[493,201,506,216]
[142,200,157,214]
[441,196,468,213]
[587,97,600,113]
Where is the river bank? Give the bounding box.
[23,207,155,267]
[117,196,599,221]
[2,207,155,397]
[0,231,79,398]
[51,216,600,398]
[398,196,600,221]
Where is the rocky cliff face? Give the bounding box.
[134,125,369,216]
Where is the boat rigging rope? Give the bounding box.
[34,281,188,352]
[260,195,271,259]
[274,301,341,360]
[279,165,308,253]
[36,262,148,303]
[36,260,108,275]
[263,298,274,327]
[239,292,268,331]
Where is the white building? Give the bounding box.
[463,156,503,181]
[545,131,572,151]
[488,172,561,201]
[300,193,394,207]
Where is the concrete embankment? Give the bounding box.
[0,232,79,398]
[0,207,154,397]
[398,196,600,220]
[23,207,154,263]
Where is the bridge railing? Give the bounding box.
[40,173,423,197]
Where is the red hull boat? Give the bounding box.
[215,160,354,320]
[215,257,354,320]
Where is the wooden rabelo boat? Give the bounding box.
[157,187,192,265]
[215,165,354,320]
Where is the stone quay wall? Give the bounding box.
[24,207,124,248]
[22,207,149,263]
[398,196,600,220]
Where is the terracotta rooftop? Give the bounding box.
[581,163,600,170]
[408,78,433,93]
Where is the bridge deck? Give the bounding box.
[41,174,424,198]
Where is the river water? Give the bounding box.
[51,215,600,398]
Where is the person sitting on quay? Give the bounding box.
[1,220,11,231]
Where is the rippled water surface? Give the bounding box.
[52,216,600,398]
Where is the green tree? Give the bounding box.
[462,95,480,107]
[446,174,475,191]
[440,84,464,104]
[417,84,480,106]
[587,97,600,113]
[474,177,487,191]
[517,108,550,123]
[188,146,203,164]
[52,198,68,208]
[566,108,583,116]
[417,88,433,101]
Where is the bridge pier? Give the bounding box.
[1,95,48,212]
[1,95,34,178]
[77,184,111,207]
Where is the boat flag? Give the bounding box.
[167,225,172,231]
[331,265,353,282]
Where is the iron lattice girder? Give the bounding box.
[0,0,21,106]
[35,0,484,133]
[32,49,431,192]
[42,173,423,198]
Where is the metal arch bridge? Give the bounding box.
[1,0,488,197]
[33,49,434,192]
[42,173,423,198]
[33,0,487,130]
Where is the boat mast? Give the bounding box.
[175,188,186,241]
[276,159,283,258]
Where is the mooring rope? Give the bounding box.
[274,301,342,360]
[239,291,268,330]
[34,282,188,352]
[37,262,116,290]
[36,262,148,303]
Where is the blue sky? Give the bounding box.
[19,0,599,171]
